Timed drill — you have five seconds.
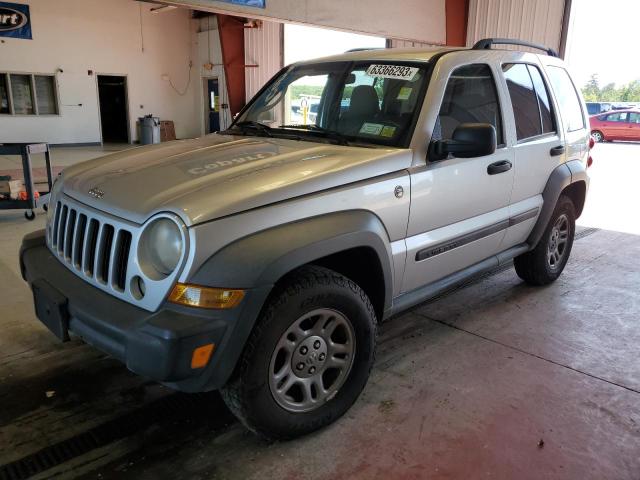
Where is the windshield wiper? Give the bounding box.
[231,120,273,137]
[279,124,351,146]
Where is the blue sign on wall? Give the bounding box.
[219,0,266,8]
[0,2,31,39]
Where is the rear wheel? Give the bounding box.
[591,130,604,142]
[221,265,377,440]
[514,195,575,286]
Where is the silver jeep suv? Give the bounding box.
[20,38,590,439]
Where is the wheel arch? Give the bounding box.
[190,210,394,317]
[527,160,589,247]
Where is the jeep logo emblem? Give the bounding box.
[88,187,105,199]
[0,7,27,31]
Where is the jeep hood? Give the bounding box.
[61,134,412,225]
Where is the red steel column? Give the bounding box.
[217,14,246,117]
[445,0,470,46]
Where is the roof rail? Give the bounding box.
[472,38,559,57]
[345,47,384,53]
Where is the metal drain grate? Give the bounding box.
[0,392,225,480]
[575,227,600,240]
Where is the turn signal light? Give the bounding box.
[168,283,245,309]
[191,343,215,369]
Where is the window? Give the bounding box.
[35,76,58,115]
[605,112,629,122]
[503,63,556,140]
[10,74,34,115]
[629,112,640,124]
[546,66,585,132]
[0,75,8,114]
[527,65,555,134]
[434,64,504,146]
[1,73,59,115]
[236,60,430,147]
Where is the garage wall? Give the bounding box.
[466,0,566,52]
[388,39,441,49]
[244,20,283,102]
[0,0,200,144]
[161,0,447,44]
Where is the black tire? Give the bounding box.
[221,265,377,440]
[24,210,35,221]
[514,195,575,286]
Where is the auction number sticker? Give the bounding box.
[366,64,419,81]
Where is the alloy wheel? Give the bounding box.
[268,308,356,413]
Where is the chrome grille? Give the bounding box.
[49,199,133,293]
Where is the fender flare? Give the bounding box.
[190,210,394,312]
[527,160,589,247]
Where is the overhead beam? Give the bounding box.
[148,0,447,44]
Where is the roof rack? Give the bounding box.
[345,47,385,53]
[472,38,559,57]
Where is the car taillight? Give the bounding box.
[587,156,593,168]
[589,136,595,150]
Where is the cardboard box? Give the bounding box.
[160,121,176,142]
[0,180,23,200]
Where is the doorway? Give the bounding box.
[97,75,130,143]
[205,78,221,133]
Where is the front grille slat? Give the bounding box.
[51,201,62,247]
[112,230,132,292]
[64,209,77,261]
[83,218,99,276]
[96,224,114,284]
[73,214,87,269]
[57,205,68,253]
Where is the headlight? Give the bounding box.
[139,218,184,277]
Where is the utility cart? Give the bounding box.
[0,143,54,220]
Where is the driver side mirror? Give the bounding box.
[431,123,497,161]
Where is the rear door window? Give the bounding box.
[546,66,586,132]
[503,63,553,141]
[605,112,629,122]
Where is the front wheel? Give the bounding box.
[514,195,576,286]
[221,265,377,440]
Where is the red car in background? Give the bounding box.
[590,109,640,142]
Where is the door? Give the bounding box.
[626,112,640,140]
[500,62,565,247]
[601,111,629,140]
[97,75,129,143]
[402,63,515,293]
[207,78,221,133]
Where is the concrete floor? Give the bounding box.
[0,143,639,479]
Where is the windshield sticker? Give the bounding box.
[359,123,384,135]
[397,86,413,100]
[366,64,419,81]
[380,126,397,138]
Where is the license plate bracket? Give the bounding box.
[32,279,70,342]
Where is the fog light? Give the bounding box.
[168,283,245,309]
[191,343,215,369]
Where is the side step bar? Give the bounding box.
[386,243,530,319]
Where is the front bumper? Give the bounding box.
[20,230,271,392]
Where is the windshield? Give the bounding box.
[231,60,430,147]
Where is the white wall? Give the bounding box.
[0,0,200,144]
[162,0,447,44]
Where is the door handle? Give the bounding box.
[550,145,565,156]
[487,160,512,175]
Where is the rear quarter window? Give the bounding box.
[546,66,586,132]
